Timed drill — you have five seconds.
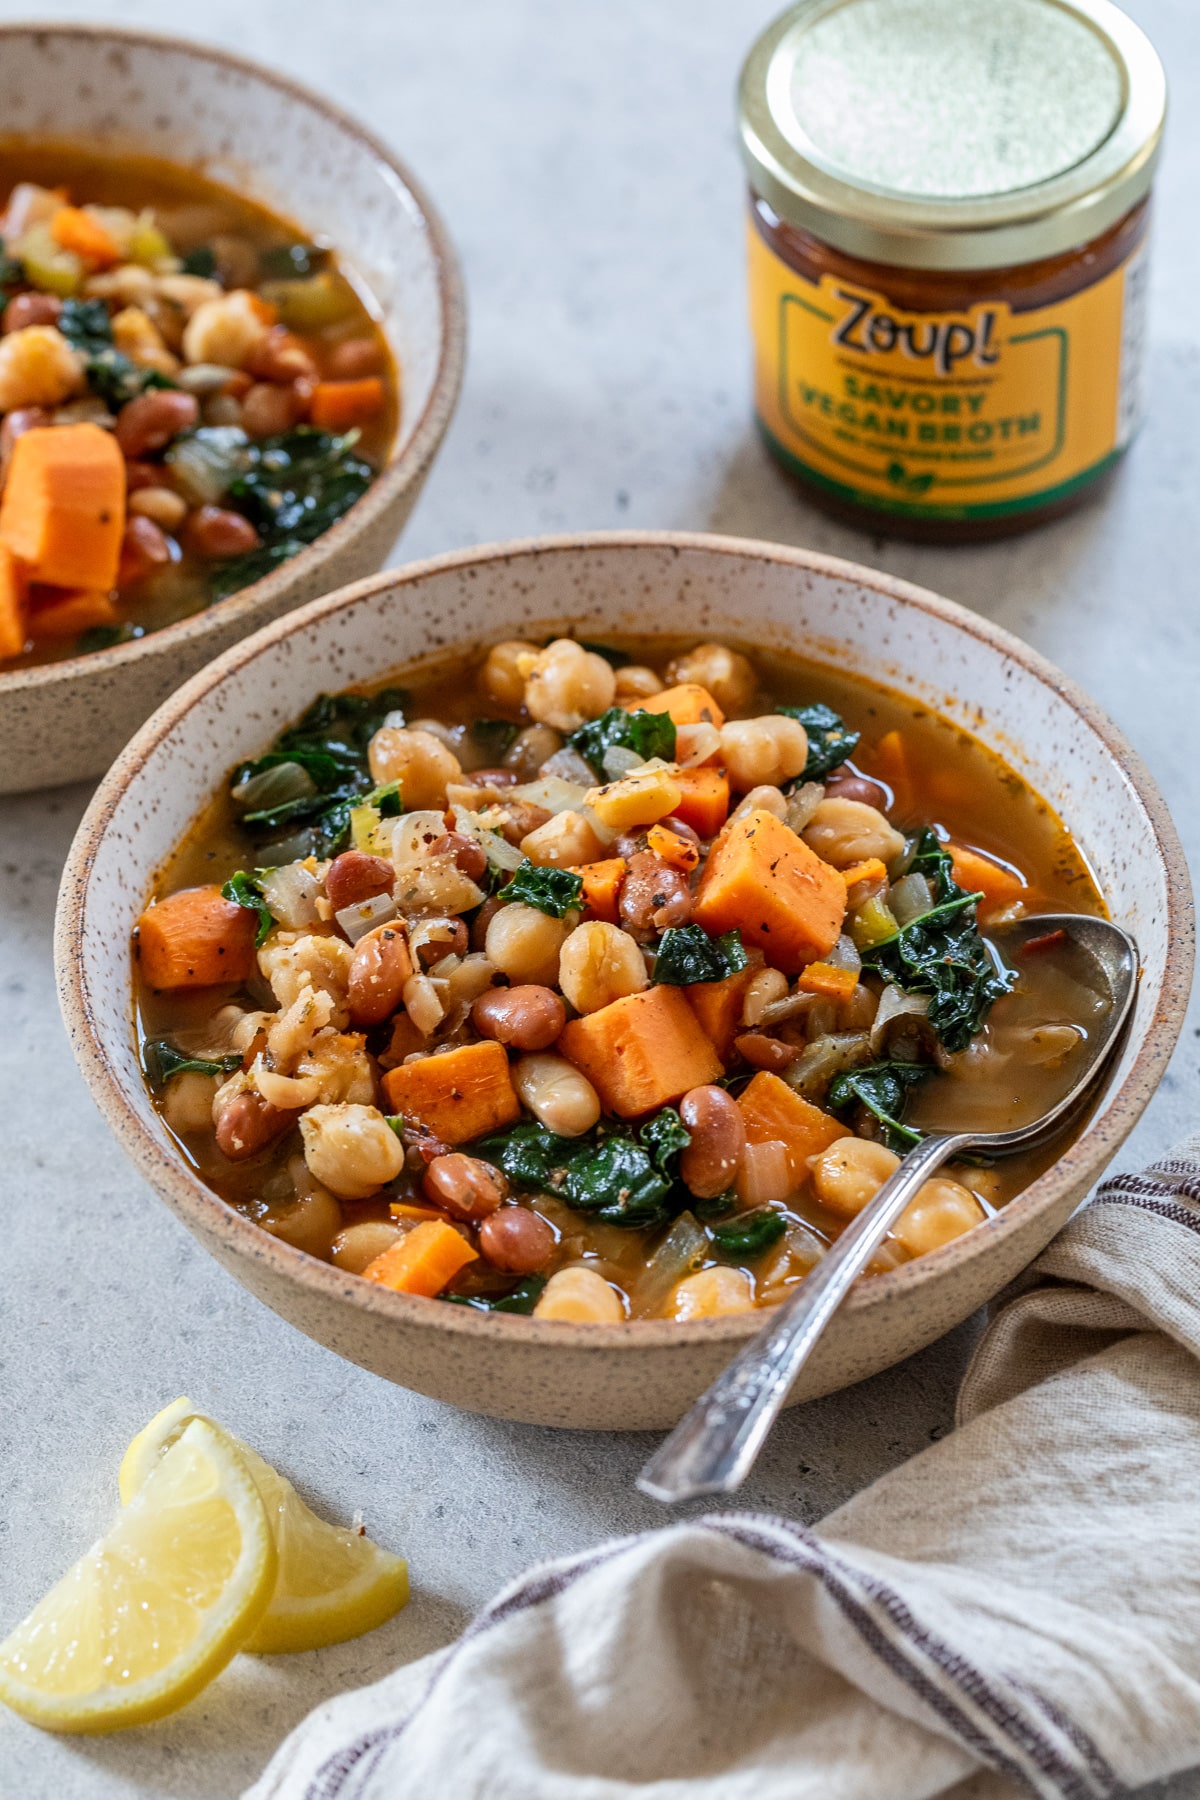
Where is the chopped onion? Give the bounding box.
[409,718,463,753]
[632,1212,709,1319]
[335,891,396,944]
[510,775,588,814]
[785,781,824,834]
[825,933,862,976]
[675,722,722,768]
[540,747,596,785]
[889,872,934,925]
[870,984,930,1052]
[175,362,240,395]
[409,918,460,961]
[390,810,450,869]
[450,805,527,872]
[164,424,248,504]
[601,745,644,781]
[736,1140,792,1206]
[382,708,407,730]
[259,862,321,930]
[403,973,444,1034]
[581,803,619,847]
[785,1031,873,1098]
[250,1058,321,1110]
[232,759,316,813]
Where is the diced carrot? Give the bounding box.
[947,843,1029,921]
[838,857,888,891]
[381,1040,520,1144]
[693,808,846,975]
[0,542,28,658]
[637,683,726,728]
[797,961,859,1000]
[363,1219,477,1297]
[0,423,125,590]
[1021,928,1068,958]
[51,204,121,267]
[685,965,759,1061]
[863,729,914,817]
[25,586,116,640]
[558,985,723,1118]
[389,1202,447,1224]
[668,765,730,838]
[737,1071,844,1187]
[573,856,626,924]
[646,823,699,873]
[135,885,258,989]
[309,378,385,432]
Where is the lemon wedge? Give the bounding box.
[119,1399,408,1655]
[0,1418,275,1733]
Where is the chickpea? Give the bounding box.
[679,1086,746,1199]
[613,664,664,703]
[115,389,200,458]
[424,1153,509,1221]
[332,1219,404,1274]
[719,715,809,793]
[741,968,788,1026]
[0,325,83,411]
[533,1265,624,1322]
[669,1266,754,1320]
[368,726,462,809]
[892,1179,984,1258]
[558,921,648,1014]
[326,850,395,915]
[513,1054,601,1137]
[520,809,607,869]
[522,639,616,732]
[128,485,188,530]
[472,985,566,1051]
[213,1087,291,1161]
[478,1206,556,1275]
[429,831,488,883]
[731,784,789,823]
[810,1136,900,1217]
[485,903,569,987]
[482,639,539,709]
[803,797,905,869]
[186,505,261,559]
[667,644,757,715]
[347,922,413,1027]
[182,289,270,368]
[299,1103,405,1200]
[161,1069,220,1135]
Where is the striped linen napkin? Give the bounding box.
[248,1140,1200,1800]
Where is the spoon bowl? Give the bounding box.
[639,913,1140,1504]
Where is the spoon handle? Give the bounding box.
[638,1130,974,1504]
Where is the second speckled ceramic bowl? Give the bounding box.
[0,24,464,793]
[55,534,1193,1429]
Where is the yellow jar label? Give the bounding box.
[747,221,1148,520]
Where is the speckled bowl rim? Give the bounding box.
[56,531,1195,1366]
[0,19,466,697]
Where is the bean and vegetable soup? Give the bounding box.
[0,142,396,669]
[134,636,1109,1324]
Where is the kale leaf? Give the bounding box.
[778,703,861,782]
[653,925,748,986]
[476,1107,693,1230]
[692,1187,738,1222]
[143,1039,243,1087]
[858,827,1013,1052]
[712,1208,787,1260]
[221,871,274,947]
[58,298,177,408]
[469,718,519,761]
[442,1276,547,1315]
[0,238,25,291]
[180,245,217,278]
[502,861,583,918]
[827,1060,933,1152]
[578,641,628,668]
[76,621,142,653]
[210,429,375,602]
[568,706,676,777]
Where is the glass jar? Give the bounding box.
[738,0,1166,541]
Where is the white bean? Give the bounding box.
[513,1053,601,1137]
[803,797,905,869]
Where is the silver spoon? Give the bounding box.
[638,913,1139,1505]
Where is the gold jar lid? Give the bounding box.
[738,0,1166,271]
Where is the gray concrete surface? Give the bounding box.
[2,0,1198,1793]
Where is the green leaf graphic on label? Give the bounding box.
[886,461,935,496]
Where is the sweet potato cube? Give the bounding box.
[363,1219,477,1296]
[135,885,258,989]
[26,585,117,640]
[670,765,730,839]
[558,985,722,1119]
[692,808,846,974]
[0,542,28,658]
[381,1040,520,1144]
[686,965,759,1061]
[947,843,1030,923]
[637,683,725,728]
[0,423,125,590]
[574,857,626,924]
[738,1071,844,1187]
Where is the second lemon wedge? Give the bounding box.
[119,1399,409,1654]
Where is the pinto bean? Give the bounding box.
[471,768,520,788]
[214,1089,290,1160]
[423,1153,509,1221]
[115,388,199,457]
[472,984,566,1051]
[347,922,413,1026]
[478,1206,555,1274]
[620,849,693,938]
[734,1032,796,1072]
[2,291,61,333]
[241,379,304,438]
[326,850,395,914]
[470,895,504,953]
[0,405,50,474]
[823,772,889,809]
[429,831,487,883]
[187,505,261,559]
[496,799,553,847]
[247,326,318,383]
[118,514,172,583]
[413,917,468,967]
[679,1086,746,1199]
[328,335,385,379]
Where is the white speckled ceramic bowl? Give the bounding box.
[0,24,464,794]
[55,534,1193,1429]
